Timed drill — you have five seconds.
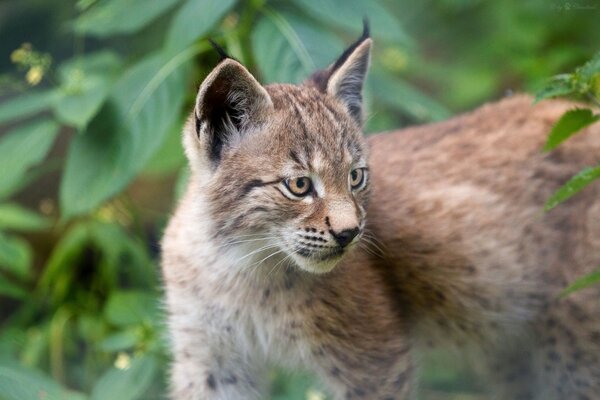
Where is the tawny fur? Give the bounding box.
[161,38,600,399]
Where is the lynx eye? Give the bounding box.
[350,168,366,190]
[284,177,312,197]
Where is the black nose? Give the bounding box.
[332,227,360,248]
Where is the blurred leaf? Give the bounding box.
[98,329,140,352]
[0,362,88,400]
[73,0,182,37]
[166,0,238,52]
[369,70,451,122]
[562,267,600,296]
[544,108,600,151]
[577,51,600,81]
[143,123,186,176]
[39,223,89,293]
[104,291,158,327]
[534,74,575,102]
[291,0,412,46]
[252,11,343,83]
[53,51,123,129]
[174,167,190,200]
[54,76,112,129]
[0,119,59,199]
[60,51,190,217]
[90,355,157,400]
[0,203,51,231]
[0,90,59,125]
[545,165,600,211]
[0,232,32,280]
[0,274,27,300]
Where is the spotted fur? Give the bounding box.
[161,30,600,399]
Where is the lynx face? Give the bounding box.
[184,33,372,273]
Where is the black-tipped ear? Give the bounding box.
[195,59,272,164]
[309,22,372,124]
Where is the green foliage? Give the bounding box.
[538,53,600,296]
[0,0,598,399]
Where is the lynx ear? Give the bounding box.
[193,58,273,165]
[310,24,372,124]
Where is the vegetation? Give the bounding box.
[0,0,598,399]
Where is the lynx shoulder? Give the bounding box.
[161,26,600,400]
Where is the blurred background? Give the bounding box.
[0,0,598,399]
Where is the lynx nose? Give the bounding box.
[332,227,360,248]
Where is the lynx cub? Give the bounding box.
[161,27,600,399]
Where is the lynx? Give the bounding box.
[161,26,600,400]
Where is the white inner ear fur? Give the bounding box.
[326,39,372,122]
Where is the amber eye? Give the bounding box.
[350,168,366,190]
[285,177,313,197]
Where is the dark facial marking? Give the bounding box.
[207,373,217,390]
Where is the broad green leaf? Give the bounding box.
[368,69,451,122]
[0,274,27,300]
[104,291,158,327]
[90,355,157,400]
[562,268,600,296]
[98,329,141,352]
[0,362,88,400]
[0,119,60,199]
[73,0,181,37]
[60,51,190,217]
[0,90,59,125]
[166,0,238,52]
[534,74,574,102]
[545,165,600,211]
[54,76,112,129]
[0,232,32,279]
[54,52,122,129]
[291,0,412,46]
[0,203,50,231]
[544,108,600,151]
[143,123,186,175]
[252,12,344,83]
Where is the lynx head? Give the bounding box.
[183,26,372,274]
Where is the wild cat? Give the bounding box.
[161,25,600,400]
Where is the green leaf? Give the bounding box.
[577,51,600,81]
[252,12,344,83]
[368,69,452,122]
[90,355,157,400]
[143,123,186,176]
[0,90,60,125]
[98,329,141,352]
[0,119,60,199]
[38,223,89,297]
[545,165,600,211]
[0,203,51,231]
[291,0,412,46]
[544,108,600,151]
[104,291,158,327]
[60,51,190,217]
[54,52,122,129]
[562,268,600,296]
[166,0,238,52]
[0,232,32,279]
[0,274,27,300]
[0,362,88,400]
[73,0,181,37]
[534,74,574,102]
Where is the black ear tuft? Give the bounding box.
[330,18,370,75]
[208,39,232,61]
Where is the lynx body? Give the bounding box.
[161,30,600,399]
